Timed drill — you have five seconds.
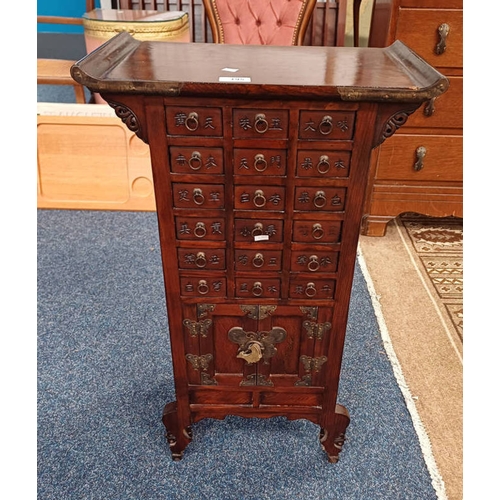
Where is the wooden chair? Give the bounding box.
[202,0,318,46]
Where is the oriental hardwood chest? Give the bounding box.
[72,33,447,462]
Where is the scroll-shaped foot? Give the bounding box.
[320,404,350,463]
[162,401,192,461]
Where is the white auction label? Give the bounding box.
[254,235,269,241]
[219,76,251,83]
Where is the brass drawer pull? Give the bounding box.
[414,146,427,172]
[252,281,264,296]
[319,115,333,135]
[193,188,205,205]
[252,222,264,236]
[188,151,202,170]
[254,113,269,134]
[253,189,267,208]
[253,153,268,172]
[305,282,317,297]
[317,155,330,174]
[313,190,327,208]
[195,252,207,268]
[252,253,265,268]
[312,223,324,240]
[435,23,450,55]
[307,255,320,272]
[185,111,199,131]
[197,280,209,295]
[194,222,207,238]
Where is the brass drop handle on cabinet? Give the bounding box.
[313,190,327,208]
[307,255,320,272]
[305,282,317,297]
[195,252,207,268]
[435,23,450,55]
[251,282,264,296]
[253,153,268,172]
[254,113,269,134]
[236,340,264,364]
[193,188,205,205]
[414,146,427,172]
[317,155,331,174]
[252,222,264,236]
[197,280,209,295]
[188,151,202,170]
[253,189,267,208]
[312,223,324,240]
[252,253,265,268]
[194,222,207,238]
[185,111,199,131]
[319,115,333,135]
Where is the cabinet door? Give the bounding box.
[182,304,333,393]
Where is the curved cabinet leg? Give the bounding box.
[162,401,192,461]
[320,404,350,463]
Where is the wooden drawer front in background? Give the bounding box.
[234,249,282,272]
[172,183,225,209]
[235,278,281,299]
[298,111,355,140]
[395,9,463,69]
[177,248,226,270]
[169,147,224,174]
[289,278,336,300]
[180,276,226,297]
[234,219,284,242]
[375,135,463,182]
[290,250,339,274]
[294,187,346,212]
[296,150,351,178]
[292,220,342,243]
[233,109,288,139]
[404,76,462,129]
[233,149,287,176]
[166,106,223,136]
[175,217,226,241]
[234,186,286,211]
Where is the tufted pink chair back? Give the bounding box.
[203,0,317,46]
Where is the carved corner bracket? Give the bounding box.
[372,104,420,148]
[107,100,148,144]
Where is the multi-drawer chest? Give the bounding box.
[363,0,463,236]
[72,32,447,462]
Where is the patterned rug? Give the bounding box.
[397,213,463,342]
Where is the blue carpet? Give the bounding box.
[37,210,438,500]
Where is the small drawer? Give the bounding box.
[294,187,346,212]
[189,390,252,405]
[234,219,284,242]
[292,220,342,243]
[299,111,355,140]
[180,276,226,297]
[169,147,224,174]
[234,250,282,271]
[233,109,288,139]
[178,248,226,270]
[234,148,287,176]
[260,391,322,406]
[234,186,286,211]
[290,250,339,273]
[172,183,225,209]
[175,217,226,241]
[166,106,222,136]
[296,151,351,178]
[235,278,281,299]
[289,278,336,300]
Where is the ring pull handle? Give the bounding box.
[305,282,317,298]
[254,113,269,134]
[185,112,199,132]
[188,151,202,170]
[197,280,209,295]
[194,222,207,238]
[312,223,324,240]
[253,154,268,172]
[252,253,265,268]
[252,222,264,236]
[307,255,320,272]
[435,23,450,55]
[313,190,327,208]
[253,189,267,208]
[252,281,264,297]
[414,146,427,172]
[193,188,205,205]
[319,115,333,135]
[317,155,330,174]
[195,252,207,268]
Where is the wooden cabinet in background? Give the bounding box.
[362,0,463,236]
